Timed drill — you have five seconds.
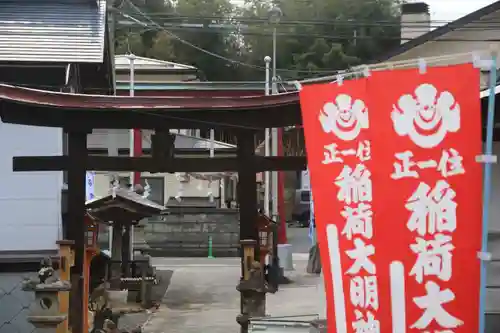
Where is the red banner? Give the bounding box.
[300,64,482,333]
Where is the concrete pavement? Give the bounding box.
[288,223,314,253]
[143,253,324,333]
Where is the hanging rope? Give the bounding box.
[293,50,491,86]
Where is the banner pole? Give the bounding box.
[309,187,316,246]
[479,51,497,333]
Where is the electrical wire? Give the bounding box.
[117,0,500,85]
[116,9,500,80]
[116,12,500,28]
[120,3,500,50]
[119,1,395,74]
[125,18,500,30]
[115,10,443,77]
[116,23,500,42]
[115,13,500,31]
[122,1,267,71]
[90,55,492,134]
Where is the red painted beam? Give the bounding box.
[277,127,287,244]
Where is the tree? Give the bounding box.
[167,0,248,80]
[115,0,250,80]
[115,0,176,57]
[238,0,402,80]
[114,0,403,81]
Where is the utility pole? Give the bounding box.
[128,53,138,260]
[107,0,119,258]
[264,56,271,217]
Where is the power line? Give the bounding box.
[116,11,500,27]
[116,15,500,44]
[120,0,500,78]
[119,19,500,31]
[116,23,500,42]
[118,2,348,74]
[116,9,500,34]
[121,1,267,71]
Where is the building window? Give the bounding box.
[119,176,165,205]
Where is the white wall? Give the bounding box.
[385,9,500,90]
[89,129,233,205]
[0,120,62,251]
[93,172,220,205]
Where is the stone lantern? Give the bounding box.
[236,239,276,333]
[22,258,72,331]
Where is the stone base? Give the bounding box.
[275,267,292,285]
[107,289,129,308]
[310,319,327,333]
[277,244,293,271]
[27,315,66,328]
[269,257,292,287]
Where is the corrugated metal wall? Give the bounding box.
[0,0,106,63]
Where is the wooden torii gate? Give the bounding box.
[0,84,307,333]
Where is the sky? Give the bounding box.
[229,0,498,23]
[428,0,496,22]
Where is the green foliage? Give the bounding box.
[115,0,403,81]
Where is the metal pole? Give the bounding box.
[271,130,278,221]
[220,176,226,208]
[272,27,277,85]
[129,53,136,177]
[106,4,117,258]
[128,53,136,261]
[271,29,278,221]
[264,56,271,217]
[271,20,290,274]
[210,129,215,157]
[479,52,497,333]
[209,129,215,203]
[309,188,315,245]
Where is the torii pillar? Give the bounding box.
[236,129,269,332]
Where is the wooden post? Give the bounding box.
[83,248,93,333]
[57,240,74,333]
[122,224,131,277]
[236,130,259,256]
[240,239,257,281]
[110,222,123,290]
[235,130,262,329]
[66,129,88,333]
